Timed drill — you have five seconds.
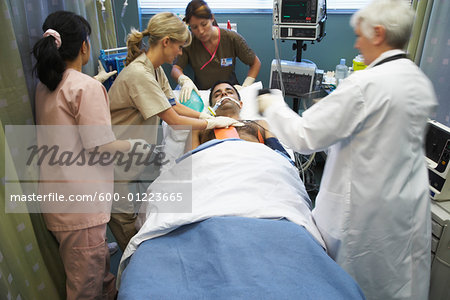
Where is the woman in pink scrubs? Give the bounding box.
[32,11,133,300]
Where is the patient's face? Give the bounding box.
[210,83,241,107]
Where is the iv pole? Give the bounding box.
[292,40,308,113]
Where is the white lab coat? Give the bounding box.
[264,50,437,300]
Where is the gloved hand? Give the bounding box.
[178,74,199,103]
[234,76,255,91]
[205,116,244,130]
[199,112,215,119]
[242,76,255,88]
[93,60,117,83]
[257,89,285,114]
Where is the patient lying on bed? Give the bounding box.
[117,136,365,299]
[189,81,290,158]
[118,136,325,274]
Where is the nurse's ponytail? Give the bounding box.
[125,28,147,66]
[125,12,191,66]
[32,11,91,91]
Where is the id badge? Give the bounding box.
[221,58,233,67]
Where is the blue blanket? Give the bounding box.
[119,217,364,299]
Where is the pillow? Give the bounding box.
[236,81,263,120]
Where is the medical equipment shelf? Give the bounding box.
[430,200,450,299]
[426,120,450,201]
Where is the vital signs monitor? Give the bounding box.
[272,0,327,41]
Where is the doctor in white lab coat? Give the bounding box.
[258,0,437,299]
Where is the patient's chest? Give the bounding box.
[199,121,265,145]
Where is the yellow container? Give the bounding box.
[353,59,367,71]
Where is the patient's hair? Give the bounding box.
[184,0,218,26]
[209,80,241,106]
[125,12,192,66]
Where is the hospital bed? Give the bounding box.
[116,131,365,299]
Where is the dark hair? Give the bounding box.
[209,80,241,105]
[32,11,91,91]
[184,0,216,24]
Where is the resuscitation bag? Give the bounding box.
[183,90,205,112]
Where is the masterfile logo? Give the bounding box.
[4,125,193,214]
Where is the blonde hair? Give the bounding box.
[125,12,192,65]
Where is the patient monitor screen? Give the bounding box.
[281,0,308,23]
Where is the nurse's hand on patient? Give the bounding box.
[93,60,117,83]
[257,89,285,114]
[205,116,244,130]
[178,75,199,103]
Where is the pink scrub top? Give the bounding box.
[35,68,116,231]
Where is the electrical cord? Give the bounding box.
[273,1,285,98]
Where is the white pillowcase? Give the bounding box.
[236,81,263,120]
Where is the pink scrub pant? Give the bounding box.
[53,223,117,300]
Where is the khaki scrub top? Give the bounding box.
[109,53,173,144]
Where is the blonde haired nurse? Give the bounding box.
[108,12,240,251]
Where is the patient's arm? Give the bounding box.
[255,119,275,139]
[256,119,290,157]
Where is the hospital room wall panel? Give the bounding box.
[139,13,359,92]
[215,13,359,87]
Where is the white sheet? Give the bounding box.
[117,140,325,284]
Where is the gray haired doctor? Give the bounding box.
[258,0,437,299]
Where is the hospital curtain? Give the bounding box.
[1,1,118,299]
[0,120,61,299]
[1,1,67,298]
[0,0,34,126]
[418,0,450,127]
[407,0,434,64]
